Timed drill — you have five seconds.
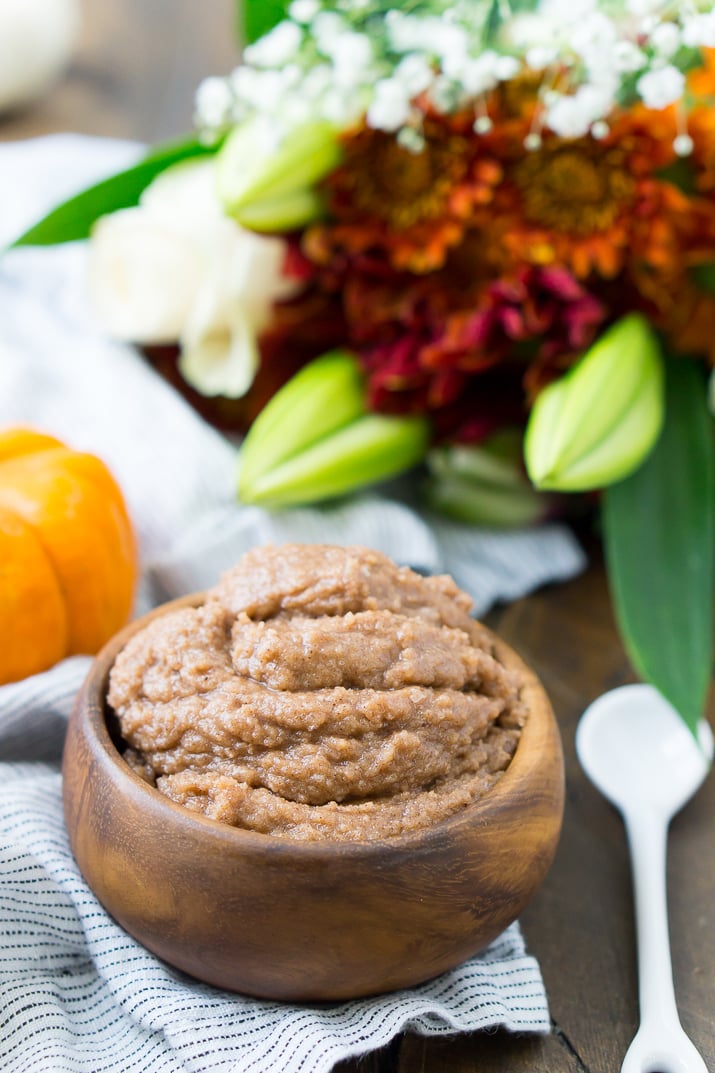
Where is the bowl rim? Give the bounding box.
[72,590,561,861]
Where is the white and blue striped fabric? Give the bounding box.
[0,135,585,1073]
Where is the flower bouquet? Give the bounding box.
[13,0,715,738]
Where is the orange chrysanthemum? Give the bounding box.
[472,105,689,282]
[304,113,496,274]
[286,66,715,431]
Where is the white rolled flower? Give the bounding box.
[178,233,289,399]
[90,159,297,398]
[139,156,228,238]
[637,64,685,110]
[180,306,261,401]
[90,209,203,343]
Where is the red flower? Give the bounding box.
[321,258,607,434]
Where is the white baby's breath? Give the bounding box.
[322,86,365,125]
[367,78,412,132]
[328,30,372,68]
[626,0,667,15]
[673,133,694,157]
[244,20,302,67]
[682,12,715,48]
[494,56,520,81]
[193,0,708,150]
[650,22,681,57]
[194,77,234,131]
[313,11,348,52]
[459,52,504,95]
[394,54,435,97]
[570,11,617,64]
[525,46,556,70]
[540,0,597,23]
[289,0,319,24]
[384,11,432,54]
[637,64,685,110]
[546,85,609,139]
[613,40,646,73]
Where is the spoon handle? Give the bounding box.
[621,808,709,1073]
[624,808,679,1028]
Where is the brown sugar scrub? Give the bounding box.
[107,544,528,842]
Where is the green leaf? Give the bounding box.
[10,135,215,248]
[691,262,715,293]
[424,432,549,527]
[217,117,341,230]
[603,357,715,737]
[242,413,429,507]
[243,0,289,45]
[425,472,547,527]
[525,314,665,492]
[239,350,367,495]
[657,157,697,197]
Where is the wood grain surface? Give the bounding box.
[3,3,713,1071]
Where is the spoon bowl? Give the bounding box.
[576,684,713,818]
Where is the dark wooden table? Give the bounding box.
[2,4,713,1071]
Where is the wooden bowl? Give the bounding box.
[62,593,565,1001]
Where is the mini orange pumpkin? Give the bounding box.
[0,427,138,685]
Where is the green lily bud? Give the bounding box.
[238,351,430,508]
[425,429,550,527]
[525,314,665,492]
[217,118,342,231]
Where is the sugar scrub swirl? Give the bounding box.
[108,545,527,842]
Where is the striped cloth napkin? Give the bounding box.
[0,134,585,1073]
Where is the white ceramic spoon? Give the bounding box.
[576,684,713,1073]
